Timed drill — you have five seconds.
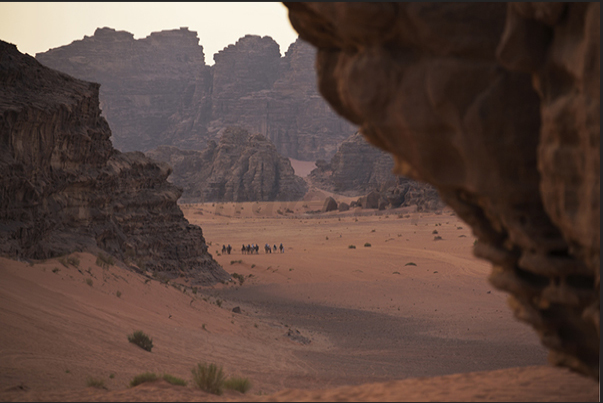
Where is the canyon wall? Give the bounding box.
[0,40,228,285]
[146,127,308,202]
[285,2,599,378]
[36,29,356,160]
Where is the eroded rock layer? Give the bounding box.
[36,29,356,160]
[146,127,308,203]
[285,2,599,378]
[0,40,228,285]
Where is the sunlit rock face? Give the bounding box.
[36,29,356,160]
[146,127,308,202]
[0,40,228,285]
[284,2,599,378]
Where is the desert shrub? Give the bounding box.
[85,278,93,287]
[251,264,256,268]
[230,260,242,265]
[96,252,115,269]
[192,287,198,294]
[364,243,371,247]
[393,271,400,275]
[109,373,115,379]
[116,290,122,298]
[52,267,60,273]
[215,299,223,308]
[58,257,69,268]
[86,377,106,389]
[128,330,153,352]
[191,362,226,395]
[163,374,187,386]
[224,376,251,394]
[67,256,80,267]
[348,245,356,249]
[404,262,417,266]
[231,272,245,285]
[129,372,157,387]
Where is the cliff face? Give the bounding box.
[0,40,228,285]
[285,2,599,378]
[308,131,397,196]
[146,127,308,202]
[36,30,355,160]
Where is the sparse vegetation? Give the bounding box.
[67,256,80,267]
[393,271,400,275]
[215,299,223,308]
[85,278,93,287]
[405,262,417,266]
[191,363,226,395]
[230,260,243,265]
[192,287,198,294]
[371,229,376,232]
[52,267,60,273]
[86,377,106,389]
[162,374,187,386]
[251,264,255,269]
[96,252,115,269]
[58,257,69,268]
[129,372,157,387]
[116,290,122,298]
[231,272,245,285]
[109,373,115,379]
[202,323,207,331]
[127,330,153,352]
[364,243,371,247]
[348,245,356,249]
[224,376,252,394]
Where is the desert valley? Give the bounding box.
[0,2,599,402]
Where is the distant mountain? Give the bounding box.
[36,27,356,160]
[146,127,308,202]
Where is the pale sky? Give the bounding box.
[0,2,300,64]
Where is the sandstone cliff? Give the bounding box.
[0,40,228,285]
[146,127,308,202]
[285,2,599,378]
[36,30,355,160]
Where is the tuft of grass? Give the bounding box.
[67,256,80,267]
[52,267,60,273]
[231,272,245,285]
[86,377,106,389]
[393,271,400,275]
[58,257,69,268]
[96,252,115,269]
[348,245,356,249]
[85,278,93,287]
[202,323,207,331]
[251,264,256,269]
[116,290,122,298]
[404,262,417,266]
[192,287,197,294]
[191,362,226,395]
[129,372,157,387]
[230,260,243,265]
[215,299,223,308]
[127,330,153,352]
[109,373,115,379]
[364,243,371,247]
[163,374,187,386]
[224,376,252,394]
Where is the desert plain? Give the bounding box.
[0,190,599,402]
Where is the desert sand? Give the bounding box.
[0,198,599,402]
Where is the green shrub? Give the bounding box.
[129,372,157,387]
[96,252,115,269]
[191,362,226,395]
[224,376,251,394]
[348,245,356,249]
[85,278,93,287]
[163,374,187,386]
[215,299,223,308]
[230,260,243,265]
[404,262,417,266]
[116,290,122,298]
[67,256,80,267]
[231,272,245,285]
[58,257,68,268]
[128,330,153,352]
[192,287,198,294]
[52,267,60,273]
[109,373,115,379]
[364,243,371,247]
[86,377,106,389]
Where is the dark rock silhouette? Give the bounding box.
[321,197,338,212]
[0,40,228,285]
[285,2,599,378]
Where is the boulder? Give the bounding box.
[322,197,338,212]
[338,202,350,212]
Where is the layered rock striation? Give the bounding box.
[146,127,308,202]
[285,2,599,378]
[36,29,355,160]
[0,40,228,285]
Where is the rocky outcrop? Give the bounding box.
[146,127,308,202]
[321,197,337,212]
[285,2,599,378]
[308,131,397,195]
[36,30,355,160]
[0,40,228,285]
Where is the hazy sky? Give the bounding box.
[0,2,300,64]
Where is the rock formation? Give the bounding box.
[36,29,355,160]
[308,131,397,195]
[285,2,599,378]
[146,127,308,203]
[0,40,228,285]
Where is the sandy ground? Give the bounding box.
[289,159,317,178]
[0,198,599,401]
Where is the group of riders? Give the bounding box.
[221,243,284,255]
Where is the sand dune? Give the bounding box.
[0,200,599,401]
